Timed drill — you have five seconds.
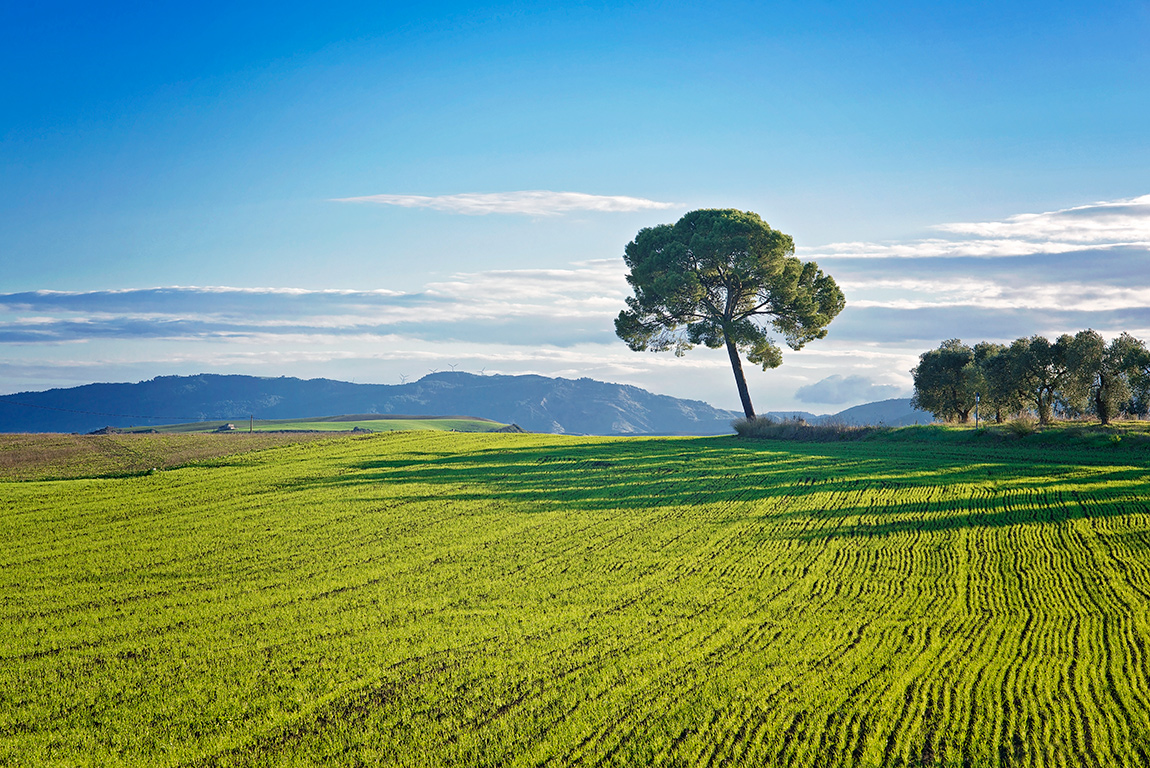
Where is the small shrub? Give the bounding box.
[733,416,797,438]
[1006,415,1038,437]
[732,416,884,442]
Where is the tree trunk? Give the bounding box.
[725,337,756,419]
[1096,386,1111,425]
[1037,389,1053,425]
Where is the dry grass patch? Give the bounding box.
[0,432,339,481]
[732,415,886,441]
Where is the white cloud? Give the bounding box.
[935,194,1150,242]
[0,261,630,345]
[332,190,679,216]
[794,374,903,405]
[803,239,1136,260]
[839,277,1150,312]
[804,193,1150,260]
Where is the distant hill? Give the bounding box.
[811,398,933,427]
[0,373,934,435]
[0,372,743,435]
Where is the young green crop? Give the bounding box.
[2,432,1149,766]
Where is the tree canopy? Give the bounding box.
[1005,334,1076,425]
[910,339,979,423]
[1063,330,1147,424]
[615,209,844,418]
[911,331,1150,425]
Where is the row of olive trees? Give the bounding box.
[911,331,1150,425]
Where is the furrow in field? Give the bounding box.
[1072,492,1150,735]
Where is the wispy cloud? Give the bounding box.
[0,260,630,345]
[805,194,1150,260]
[791,193,1150,350]
[804,239,1133,260]
[936,194,1150,242]
[838,277,1150,312]
[332,190,678,216]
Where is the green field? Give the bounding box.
[3,430,1150,766]
[119,414,507,434]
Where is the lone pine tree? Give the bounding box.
[616,209,844,419]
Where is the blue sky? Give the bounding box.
[3,1,1149,412]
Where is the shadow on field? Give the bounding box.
[293,436,1150,540]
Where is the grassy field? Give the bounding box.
[118,414,507,434]
[3,429,1150,766]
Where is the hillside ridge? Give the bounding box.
[0,372,931,434]
[0,372,739,435]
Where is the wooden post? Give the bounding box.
[250,415,253,433]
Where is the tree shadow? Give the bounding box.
[289,435,1150,541]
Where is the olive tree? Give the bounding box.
[1005,334,1075,425]
[910,339,979,422]
[615,209,845,419]
[1130,344,1150,418]
[1065,330,1146,424]
[910,331,1150,426]
[973,341,1019,422]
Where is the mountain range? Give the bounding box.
[0,372,931,435]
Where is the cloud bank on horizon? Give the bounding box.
[3,194,1150,412]
[795,375,902,405]
[808,194,1150,331]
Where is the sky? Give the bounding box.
[2,1,1149,413]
